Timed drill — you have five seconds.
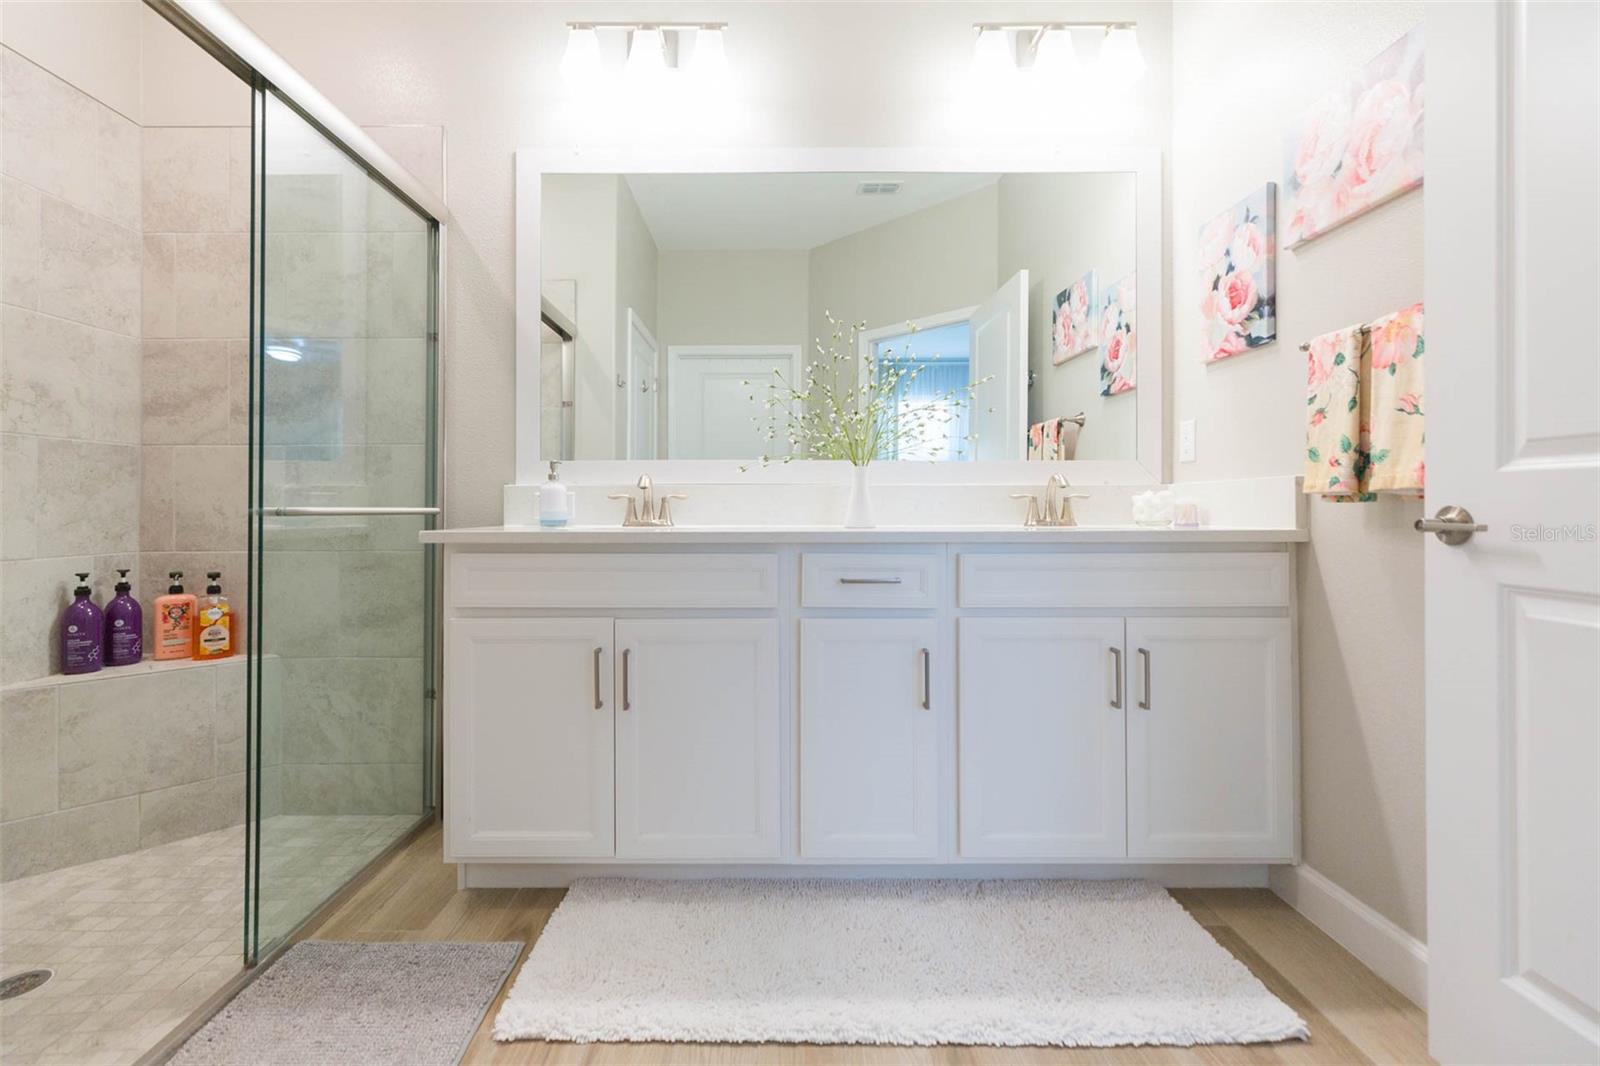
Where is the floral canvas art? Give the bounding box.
[1283,25,1423,247]
[1098,273,1136,396]
[1200,184,1277,363]
[1051,271,1097,364]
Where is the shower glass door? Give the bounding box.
[245,89,439,961]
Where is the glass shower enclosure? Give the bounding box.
[225,42,442,962]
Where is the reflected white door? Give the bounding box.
[969,270,1028,460]
[666,345,801,460]
[625,309,658,460]
[1426,4,1600,1062]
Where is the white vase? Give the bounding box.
[844,464,875,528]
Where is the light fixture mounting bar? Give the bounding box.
[567,21,728,30]
[972,21,1134,31]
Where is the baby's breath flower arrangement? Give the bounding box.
[739,312,993,470]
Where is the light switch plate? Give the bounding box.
[1179,419,1196,462]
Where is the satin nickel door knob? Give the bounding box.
[1415,505,1488,545]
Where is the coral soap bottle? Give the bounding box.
[154,571,196,660]
[193,571,233,660]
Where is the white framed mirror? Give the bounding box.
[515,147,1164,485]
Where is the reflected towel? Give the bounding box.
[1057,417,1081,461]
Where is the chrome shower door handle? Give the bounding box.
[269,506,439,516]
[1109,646,1123,709]
[1137,648,1151,710]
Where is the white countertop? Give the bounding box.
[421,524,1308,546]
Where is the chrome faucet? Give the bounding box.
[609,474,687,527]
[1010,474,1090,528]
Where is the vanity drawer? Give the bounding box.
[450,552,779,609]
[801,552,940,609]
[958,551,1290,609]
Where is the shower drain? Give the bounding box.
[0,969,52,999]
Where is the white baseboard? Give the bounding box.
[1270,863,1428,1008]
[463,862,1271,890]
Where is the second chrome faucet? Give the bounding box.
[609,474,687,527]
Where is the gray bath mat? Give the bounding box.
[172,940,522,1066]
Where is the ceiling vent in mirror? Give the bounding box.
[856,181,902,196]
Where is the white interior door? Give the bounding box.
[614,619,780,859]
[968,269,1028,460]
[957,618,1126,858]
[625,308,658,460]
[666,345,800,460]
[1426,4,1600,1062]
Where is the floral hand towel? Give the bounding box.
[1363,303,1425,494]
[1305,324,1370,498]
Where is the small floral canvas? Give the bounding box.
[1051,271,1097,365]
[1098,273,1136,396]
[1283,25,1424,247]
[1200,184,1277,363]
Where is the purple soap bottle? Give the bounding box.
[104,568,143,667]
[61,572,103,675]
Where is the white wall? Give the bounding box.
[613,177,658,457]
[541,174,619,460]
[656,250,810,352]
[221,0,1173,524]
[997,172,1137,461]
[1170,1,1427,941]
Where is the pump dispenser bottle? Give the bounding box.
[61,572,104,674]
[154,572,196,660]
[193,571,233,660]
[539,460,572,527]
[104,569,143,666]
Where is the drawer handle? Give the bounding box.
[839,576,903,585]
[622,648,632,711]
[1137,648,1151,710]
[1109,646,1123,709]
[592,647,603,710]
[920,648,931,710]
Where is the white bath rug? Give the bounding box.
[493,878,1308,1047]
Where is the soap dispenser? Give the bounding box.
[539,460,573,527]
[104,568,143,667]
[61,572,104,675]
[193,571,234,660]
[154,571,196,661]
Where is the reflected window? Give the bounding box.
[872,320,973,461]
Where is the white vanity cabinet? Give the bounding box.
[798,618,941,859]
[432,533,1301,878]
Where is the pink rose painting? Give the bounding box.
[1099,273,1136,396]
[1051,271,1098,365]
[1283,26,1423,247]
[1200,184,1277,363]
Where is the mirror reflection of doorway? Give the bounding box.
[625,309,659,460]
[667,345,802,460]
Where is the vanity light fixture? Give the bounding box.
[971,21,1143,82]
[561,21,730,82]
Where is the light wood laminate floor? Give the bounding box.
[307,822,1432,1065]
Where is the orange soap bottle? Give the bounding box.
[154,572,196,660]
[193,571,234,660]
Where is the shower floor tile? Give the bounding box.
[0,814,417,1066]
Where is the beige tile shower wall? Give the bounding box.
[139,123,252,655]
[0,45,142,685]
[0,657,271,880]
[1170,2,1427,940]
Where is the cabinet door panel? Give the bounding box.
[615,619,781,859]
[958,618,1126,858]
[444,617,613,858]
[799,618,940,859]
[1126,617,1294,859]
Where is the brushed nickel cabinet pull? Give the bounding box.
[622,648,632,710]
[1137,648,1151,710]
[839,576,903,585]
[920,648,931,710]
[1110,646,1123,709]
[592,647,603,709]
